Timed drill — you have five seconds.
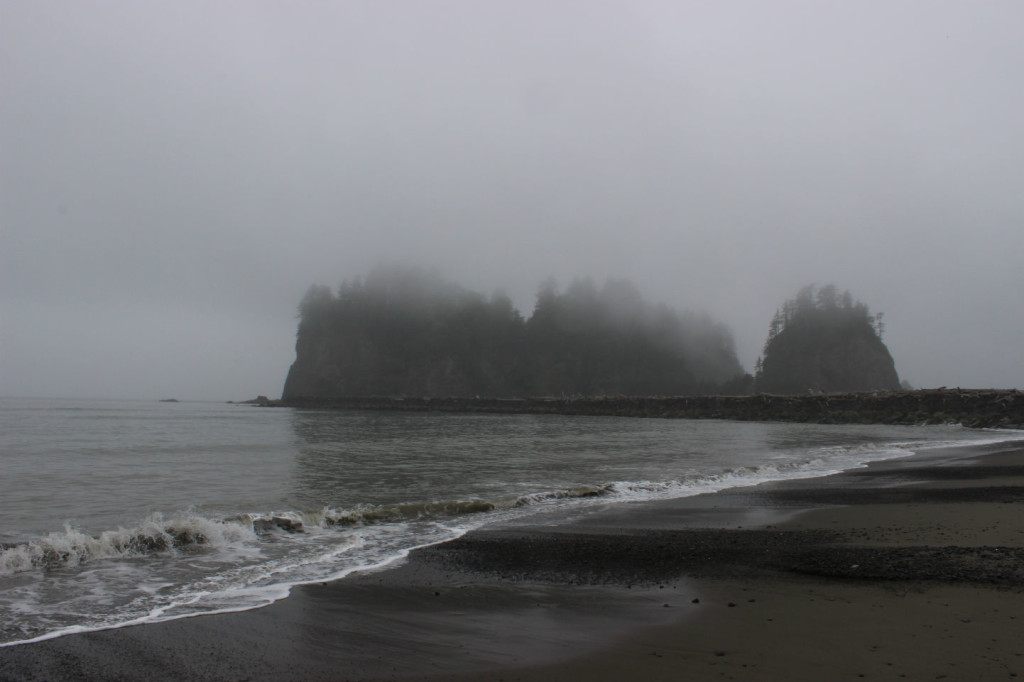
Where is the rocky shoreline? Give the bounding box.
[271,388,1024,429]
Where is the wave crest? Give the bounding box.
[513,483,614,507]
[306,485,617,527]
[0,514,256,575]
[311,498,498,527]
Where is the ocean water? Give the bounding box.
[1,396,1021,646]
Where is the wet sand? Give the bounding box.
[2,441,1023,681]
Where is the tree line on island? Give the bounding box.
[283,267,749,399]
[282,269,901,399]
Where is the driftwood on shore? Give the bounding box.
[271,389,1024,429]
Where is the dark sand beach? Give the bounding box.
[2,439,1023,681]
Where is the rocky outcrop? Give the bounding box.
[756,286,901,394]
[273,389,1024,430]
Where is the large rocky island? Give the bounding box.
[282,267,750,400]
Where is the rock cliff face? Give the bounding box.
[281,327,509,399]
[757,320,900,394]
[755,286,901,395]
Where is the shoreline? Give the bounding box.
[2,439,1023,680]
[270,388,1024,429]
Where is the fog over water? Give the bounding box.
[2,1,1022,400]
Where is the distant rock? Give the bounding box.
[158,398,179,403]
[230,395,273,406]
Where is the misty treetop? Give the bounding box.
[755,285,901,395]
[283,267,749,399]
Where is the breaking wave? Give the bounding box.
[0,483,616,576]
[513,483,614,507]
[0,514,256,575]
[313,499,499,527]
[252,484,619,532]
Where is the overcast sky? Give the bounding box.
[2,1,1021,400]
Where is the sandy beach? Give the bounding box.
[2,439,1022,681]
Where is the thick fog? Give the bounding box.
[2,1,1022,400]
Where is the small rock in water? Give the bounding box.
[273,516,303,532]
[253,516,304,533]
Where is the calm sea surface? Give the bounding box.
[1,397,1021,646]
